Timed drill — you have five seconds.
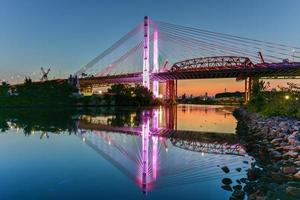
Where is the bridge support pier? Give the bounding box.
[245,77,259,103]
[165,80,177,104]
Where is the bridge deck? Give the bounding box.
[79,63,300,87]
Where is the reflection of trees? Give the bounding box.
[80,107,143,127]
[0,120,9,132]
[106,108,142,127]
[0,107,146,136]
[0,108,80,135]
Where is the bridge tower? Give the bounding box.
[152,29,159,97]
[143,16,150,89]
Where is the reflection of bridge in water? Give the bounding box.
[76,107,249,194]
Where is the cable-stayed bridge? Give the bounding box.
[77,16,300,102]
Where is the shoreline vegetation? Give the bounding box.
[0,80,160,107]
[247,81,300,119]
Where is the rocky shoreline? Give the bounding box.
[233,108,300,199]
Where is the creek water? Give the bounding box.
[0,104,253,200]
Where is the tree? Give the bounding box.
[249,80,267,111]
[0,82,10,97]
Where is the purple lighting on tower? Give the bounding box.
[141,111,150,194]
[143,16,150,89]
[152,29,159,97]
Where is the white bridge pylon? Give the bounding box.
[143,16,159,97]
[143,16,150,89]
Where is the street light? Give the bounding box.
[285,95,290,100]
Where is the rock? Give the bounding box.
[287,181,300,188]
[292,126,299,131]
[279,121,287,128]
[247,168,263,181]
[283,151,298,158]
[271,138,282,144]
[288,134,297,144]
[294,171,300,180]
[255,195,267,200]
[221,166,230,173]
[240,178,247,183]
[221,185,232,191]
[271,172,293,183]
[232,185,242,191]
[281,166,296,174]
[235,168,241,172]
[243,182,257,194]
[270,150,282,159]
[231,190,245,200]
[283,145,297,151]
[295,161,300,167]
[222,178,232,185]
[286,186,300,198]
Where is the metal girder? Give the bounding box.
[170,56,254,72]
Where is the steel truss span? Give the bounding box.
[170,56,254,72]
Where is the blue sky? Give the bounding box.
[0,0,300,83]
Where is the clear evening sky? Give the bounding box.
[0,0,300,95]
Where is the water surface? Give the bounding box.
[0,105,252,200]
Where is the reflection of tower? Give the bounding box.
[142,112,150,194]
[151,109,159,181]
[152,109,159,131]
[152,136,158,181]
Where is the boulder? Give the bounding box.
[235,168,242,172]
[283,151,298,158]
[271,138,282,144]
[222,178,232,185]
[231,190,245,200]
[232,185,242,191]
[286,186,300,198]
[270,150,282,159]
[221,166,230,173]
[247,168,263,181]
[281,166,296,174]
[293,171,300,180]
[221,185,232,191]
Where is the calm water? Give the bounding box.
[0,104,253,200]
